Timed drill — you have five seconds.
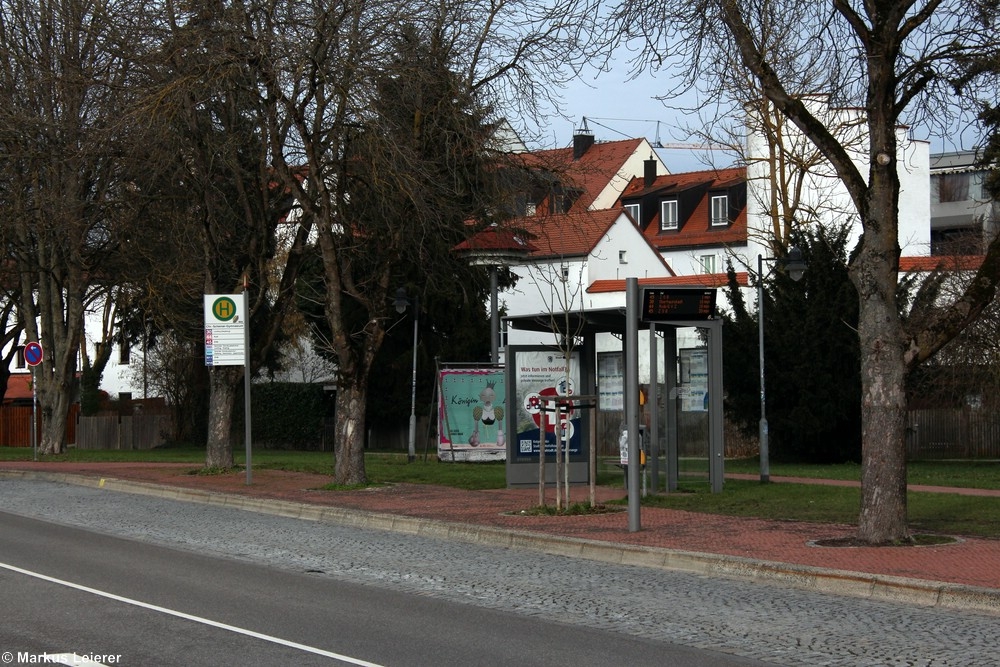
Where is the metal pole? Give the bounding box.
[490,266,499,365]
[31,366,37,462]
[244,289,253,485]
[758,254,769,483]
[665,328,678,492]
[625,278,641,532]
[709,320,725,493]
[648,322,659,494]
[407,297,418,463]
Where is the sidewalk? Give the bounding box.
[2,460,999,615]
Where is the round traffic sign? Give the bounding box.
[24,341,43,367]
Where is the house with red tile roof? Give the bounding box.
[459,129,674,349]
[616,166,749,288]
[485,208,675,349]
[510,128,667,215]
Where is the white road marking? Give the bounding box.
[40,654,109,666]
[0,561,384,667]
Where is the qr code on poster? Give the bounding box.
[519,439,533,454]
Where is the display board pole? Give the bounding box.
[626,278,641,532]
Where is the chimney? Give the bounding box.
[573,121,595,160]
[644,154,658,187]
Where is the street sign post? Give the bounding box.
[204,292,253,484]
[24,342,42,461]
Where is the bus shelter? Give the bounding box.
[503,281,725,530]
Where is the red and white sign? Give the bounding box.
[24,341,43,367]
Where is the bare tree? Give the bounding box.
[600,0,1000,543]
[261,0,587,485]
[0,0,152,453]
[131,1,313,468]
[533,263,588,511]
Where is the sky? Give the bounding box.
[525,66,724,174]
[521,59,984,175]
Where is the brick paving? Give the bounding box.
[3,460,999,593]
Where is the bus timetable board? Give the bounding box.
[640,287,717,322]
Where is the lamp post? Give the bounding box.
[394,288,419,463]
[757,246,807,483]
[456,225,534,365]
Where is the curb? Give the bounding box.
[4,469,999,616]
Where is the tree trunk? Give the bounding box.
[37,385,72,455]
[334,383,368,486]
[555,404,562,511]
[205,367,240,469]
[852,158,909,543]
[856,300,909,543]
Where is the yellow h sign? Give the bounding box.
[212,297,238,321]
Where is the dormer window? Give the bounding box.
[624,203,640,223]
[551,187,582,214]
[660,200,678,230]
[710,195,729,226]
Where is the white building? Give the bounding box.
[930,150,999,255]
[745,96,930,261]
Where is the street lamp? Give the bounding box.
[758,246,807,483]
[394,288,419,463]
[455,225,533,365]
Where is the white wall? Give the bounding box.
[590,139,668,210]
[503,211,674,350]
[745,97,930,264]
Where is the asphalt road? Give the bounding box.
[0,490,759,666]
[0,479,997,666]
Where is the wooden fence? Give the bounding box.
[906,408,1000,459]
[75,414,171,450]
[2,404,995,458]
[0,404,78,447]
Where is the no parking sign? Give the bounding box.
[24,341,43,367]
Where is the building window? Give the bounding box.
[973,172,988,200]
[15,346,25,369]
[700,255,716,274]
[624,203,640,223]
[119,339,130,365]
[710,195,729,226]
[933,173,970,203]
[660,200,678,230]
[619,250,628,264]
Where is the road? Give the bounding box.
[0,479,996,666]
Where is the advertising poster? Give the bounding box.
[438,369,506,462]
[513,350,582,457]
[597,352,624,411]
[680,348,709,412]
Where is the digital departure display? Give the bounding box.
[640,287,717,322]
